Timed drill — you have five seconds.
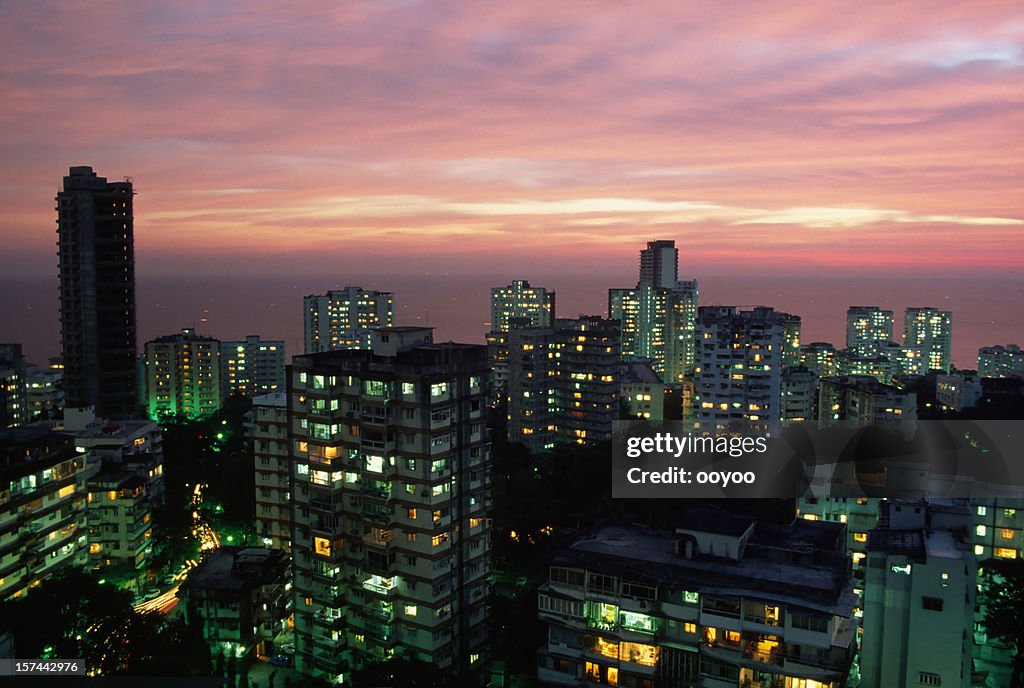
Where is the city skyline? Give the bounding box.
[0,3,1022,278]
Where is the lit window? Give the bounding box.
[1002,528,1015,540]
[314,537,331,556]
[995,548,1017,559]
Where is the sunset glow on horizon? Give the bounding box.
[1,1,1022,277]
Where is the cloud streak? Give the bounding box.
[0,1,1020,276]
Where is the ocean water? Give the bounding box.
[1,272,1020,370]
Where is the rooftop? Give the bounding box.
[182,547,287,591]
[555,518,852,615]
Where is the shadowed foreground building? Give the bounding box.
[537,515,856,687]
[289,328,491,682]
[180,547,290,661]
[861,500,976,688]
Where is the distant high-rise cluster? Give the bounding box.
[143,329,286,419]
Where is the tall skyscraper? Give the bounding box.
[611,241,698,383]
[904,307,952,374]
[846,306,894,356]
[57,166,138,418]
[303,287,394,354]
[289,328,491,681]
[694,306,788,433]
[638,239,678,289]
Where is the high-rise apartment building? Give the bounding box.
[289,328,491,681]
[904,307,952,374]
[977,344,1024,378]
[0,344,28,429]
[0,426,89,600]
[862,500,976,688]
[221,335,286,398]
[611,241,698,383]
[781,365,818,426]
[489,280,555,332]
[781,314,803,368]
[537,515,856,687]
[487,281,555,396]
[846,306,894,356]
[801,342,839,378]
[638,239,678,289]
[507,317,621,452]
[610,281,698,384]
[694,306,789,433]
[250,392,291,552]
[144,328,222,419]
[818,376,917,427]
[24,358,64,422]
[303,287,394,354]
[56,166,138,419]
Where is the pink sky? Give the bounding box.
[0,1,1022,277]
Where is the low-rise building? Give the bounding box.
[619,362,666,421]
[179,547,290,660]
[936,372,983,412]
